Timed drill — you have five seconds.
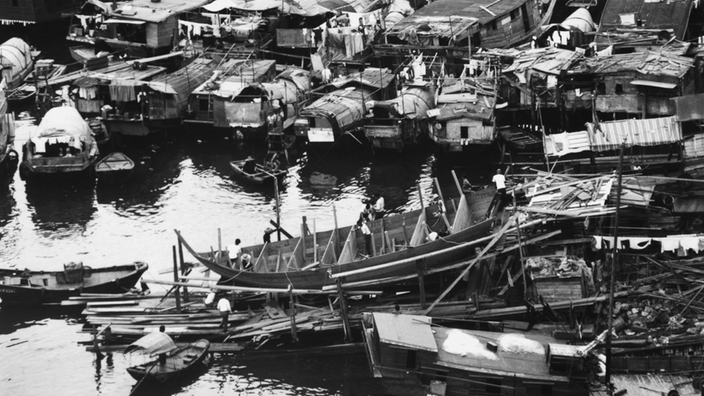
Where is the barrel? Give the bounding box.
[202,33,215,48]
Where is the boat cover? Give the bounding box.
[0,38,32,79]
[34,107,92,141]
[125,332,177,357]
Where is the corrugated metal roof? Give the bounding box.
[544,130,591,156]
[190,59,276,96]
[330,68,396,91]
[568,50,694,78]
[503,48,584,75]
[597,0,694,40]
[586,116,682,151]
[372,313,437,352]
[300,86,374,128]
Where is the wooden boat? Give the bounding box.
[125,332,210,383]
[18,106,100,180]
[95,152,135,184]
[364,80,436,151]
[0,38,37,95]
[362,312,590,396]
[229,158,286,185]
[176,184,497,291]
[498,126,543,152]
[0,261,148,306]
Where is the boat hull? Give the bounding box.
[230,160,285,185]
[0,262,148,306]
[179,217,495,290]
[126,339,210,383]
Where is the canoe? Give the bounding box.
[95,152,134,184]
[176,188,497,291]
[126,333,210,383]
[0,261,148,306]
[230,159,286,185]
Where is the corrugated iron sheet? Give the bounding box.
[373,86,435,118]
[586,116,682,151]
[568,51,693,78]
[301,87,373,129]
[544,130,591,156]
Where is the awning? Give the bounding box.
[125,332,177,357]
[102,19,147,25]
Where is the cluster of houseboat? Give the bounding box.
[2,0,704,394]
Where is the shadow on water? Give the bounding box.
[24,178,97,233]
[0,306,78,337]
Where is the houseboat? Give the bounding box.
[295,67,396,147]
[18,106,99,180]
[67,0,209,61]
[0,38,38,104]
[364,81,436,151]
[183,59,277,137]
[362,312,590,396]
[374,0,556,60]
[99,53,223,136]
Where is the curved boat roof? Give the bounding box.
[35,106,92,141]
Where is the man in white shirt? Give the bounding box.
[357,219,373,257]
[492,168,507,208]
[372,193,385,220]
[217,297,232,331]
[226,239,242,269]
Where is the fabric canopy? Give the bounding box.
[34,106,92,141]
[125,332,177,357]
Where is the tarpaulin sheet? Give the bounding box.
[301,87,373,129]
[34,106,92,141]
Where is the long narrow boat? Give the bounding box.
[0,261,148,306]
[176,186,497,291]
[125,332,210,383]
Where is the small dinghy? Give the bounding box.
[95,152,134,184]
[230,156,286,185]
[125,332,210,383]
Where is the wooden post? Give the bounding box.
[313,219,318,263]
[416,258,427,309]
[336,278,352,343]
[218,228,222,264]
[289,285,298,343]
[301,216,307,264]
[172,246,181,312]
[401,213,409,247]
[274,176,281,241]
[380,218,386,255]
[333,204,340,256]
[178,240,189,302]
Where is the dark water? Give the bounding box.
[0,22,501,394]
[0,114,498,395]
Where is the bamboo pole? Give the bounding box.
[336,279,352,343]
[178,240,189,302]
[172,246,181,312]
[313,219,318,263]
[434,177,452,230]
[289,285,298,343]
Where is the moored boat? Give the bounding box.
[0,38,37,102]
[18,106,100,180]
[498,126,543,152]
[95,152,135,184]
[0,88,18,177]
[125,332,210,383]
[0,261,148,306]
[230,157,286,185]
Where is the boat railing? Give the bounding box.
[450,194,472,233]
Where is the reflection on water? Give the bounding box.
[25,180,97,234]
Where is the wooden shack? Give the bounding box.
[363,312,590,396]
[375,0,555,60]
[185,59,278,138]
[563,51,696,118]
[67,0,209,61]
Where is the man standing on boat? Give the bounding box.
[492,168,507,208]
[217,296,232,332]
[357,219,373,257]
[372,193,385,220]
